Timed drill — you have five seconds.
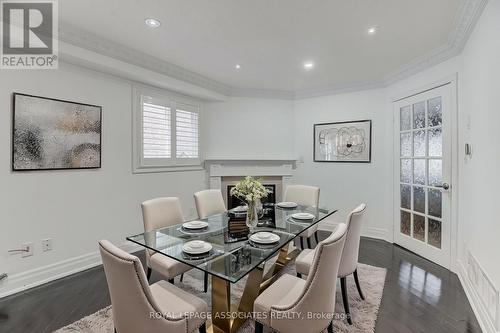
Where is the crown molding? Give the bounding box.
[58,0,487,100]
[59,22,232,97]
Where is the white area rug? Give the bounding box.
[55,263,386,332]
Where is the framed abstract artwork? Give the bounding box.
[313,119,372,163]
[12,93,102,171]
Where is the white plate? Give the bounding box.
[291,212,315,220]
[183,221,209,230]
[250,232,280,244]
[231,205,248,212]
[182,241,213,255]
[276,201,298,208]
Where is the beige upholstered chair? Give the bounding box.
[193,189,226,219]
[142,197,208,292]
[295,203,367,325]
[283,185,320,249]
[253,223,347,333]
[99,240,208,333]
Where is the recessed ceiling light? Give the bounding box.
[367,26,378,35]
[303,61,315,70]
[235,64,241,69]
[145,18,161,28]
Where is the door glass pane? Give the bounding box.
[428,159,442,186]
[413,102,426,129]
[401,211,411,236]
[428,219,442,248]
[401,185,411,209]
[428,128,442,157]
[413,214,425,241]
[413,159,426,185]
[401,159,412,183]
[413,130,426,157]
[413,186,425,213]
[400,106,412,131]
[400,133,411,157]
[427,97,442,127]
[428,189,442,218]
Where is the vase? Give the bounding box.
[246,200,262,231]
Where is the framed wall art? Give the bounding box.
[12,93,102,171]
[313,119,371,163]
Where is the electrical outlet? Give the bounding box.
[22,242,34,258]
[42,238,52,252]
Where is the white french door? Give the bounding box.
[393,84,453,268]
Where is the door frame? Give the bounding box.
[391,74,459,272]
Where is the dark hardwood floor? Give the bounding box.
[0,235,482,333]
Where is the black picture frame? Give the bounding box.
[12,93,102,171]
[313,119,372,163]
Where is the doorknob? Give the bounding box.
[436,183,450,190]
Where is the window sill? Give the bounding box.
[133,165,204,174]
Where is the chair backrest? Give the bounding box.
[284,185,320,207]
[270,221,347,333]
[338,203,367,277]
[141,197,184,232]
[193,189,226,219]
[98,240,186,333]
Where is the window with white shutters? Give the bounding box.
[133,88,202,172]
[176,107,199,159]
[142,102,171,159]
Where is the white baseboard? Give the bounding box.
[457,259,499,333]
[0,242,142,299]
[318,222,390,242]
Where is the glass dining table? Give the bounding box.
[127,204,336,333]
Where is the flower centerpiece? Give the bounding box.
[230,176,270,230]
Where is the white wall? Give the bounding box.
[459,0,500,288]
[0,63,207,297]
[204,97,294,160]
[458,1,500,331]
[293,90,393,239]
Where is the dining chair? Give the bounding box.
[253,223,347,333]
[142,197,209,292]
[98,240,208,333]
[295,203,367,325]
[283,185,320,249]
[193,189,226,219]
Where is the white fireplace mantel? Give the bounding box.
[204,159,296,195]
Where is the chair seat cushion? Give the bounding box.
[149,253,191,279]
[150,280,208,333]
[253,274,306,326]
[295,249,314,276]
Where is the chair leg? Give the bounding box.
[168,278,174,284]
[327,321,334,333]
[296,272,302,278]
[146,267,152,281]
[300,237,304,250]
[307,237,312,249]
[114,328,117,333]
[180,273,184,282]
[314,231,319,245]
[255,321,264,333]
[340,277,353,325]
[204,272,208,293]
[199,323,206,333]
[353,269,365,300]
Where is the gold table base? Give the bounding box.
[209,243,300,333]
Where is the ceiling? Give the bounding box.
[59,0,466,96]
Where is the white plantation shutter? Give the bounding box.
[135,90,202,172]
[142,101,171,159]
[176,107,199,159]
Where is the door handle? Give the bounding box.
[436,183,450,190]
